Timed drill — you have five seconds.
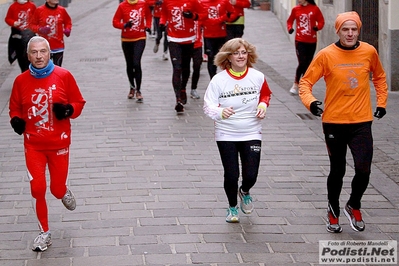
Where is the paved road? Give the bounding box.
[0,0,398,265]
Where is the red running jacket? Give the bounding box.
[9,66,86,150]
[5,1,36,31]
[286,4,324,44]
[113,0,152,41]
[160,0,205,44]
[201,0,234,38]
[30,4,72,52]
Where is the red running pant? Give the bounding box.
[25,147,70,232]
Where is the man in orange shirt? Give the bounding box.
[299,12,388,234]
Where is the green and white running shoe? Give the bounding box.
[239,187,254,214]
[226,206,240,223]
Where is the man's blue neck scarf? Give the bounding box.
[29,60,55,79]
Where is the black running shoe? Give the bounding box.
[180,89,187,104]
[175,101,184,113]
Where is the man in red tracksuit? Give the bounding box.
[160,0,204,113]
[9,36,85,252]
[30,0,72,66]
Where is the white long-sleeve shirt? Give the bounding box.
[203,68,272,141]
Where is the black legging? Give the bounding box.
[204,37,226,79]
[168,41,193,99]
[181,46,203,91]
[122,40,145,91]
[217,140,261,207]
[323,122,373,216]
[51,51,64,67]
[294,41,317,84]
[226,24,244,41]
[191,46,202,90]
[153,16,168,53]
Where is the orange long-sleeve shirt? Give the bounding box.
[299,41,388,124]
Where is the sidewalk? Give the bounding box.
[0,0,398,265]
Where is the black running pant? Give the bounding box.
[51,51,64,67]
[294,41,316,84]
[154,17,168,53]
[204,37,226,79]
[226,24,244,41]
[168,41,194,99]
[122,40,145,91]
[181,46,202,91]
[323,122,373,216]
[217,140,261,207]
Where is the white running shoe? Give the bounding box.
[190,89,200,99]
[62,189,76,211]
[153,43,159,53]
[226,206,240,223]
[238,187,254,214]
[32,231,52,252]
[162,52,168,61]
[289,83,298,95]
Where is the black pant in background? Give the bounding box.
[204,37,226,79]
[122,40,146,91]
[168,41,194,100]
[294,41,316,84]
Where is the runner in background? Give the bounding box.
[113,0,152,102]
[30,0,72,67]
[5,0,37,72]
[225,0,250,41]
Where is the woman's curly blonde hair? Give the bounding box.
[214,38,258,70]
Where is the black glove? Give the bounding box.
[159,24,166,32]
[288,28,294,34]
[53,103,74,120]
[182,11,198,20]
[10,116,26,135]
[374,107,386,119]
[182,10,193,18]
[145,27,151,34]
[313,26,318,31]
[124,20,133,28]
[310,101,323,117]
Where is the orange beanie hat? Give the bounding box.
[334,11,362,33]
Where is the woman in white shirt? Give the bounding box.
[203,38,272,223]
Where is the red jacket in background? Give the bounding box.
[153,1,163,18]
[194,20,203,48]
[201,0,234,38]
[286,4,324,43]
[5,1,36,31]
[226,0,250,24]
[30,4,72,52]
[113,0,152,41]
[9,66,86,150]
[160,0,204,44]
[146,0,156,7]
